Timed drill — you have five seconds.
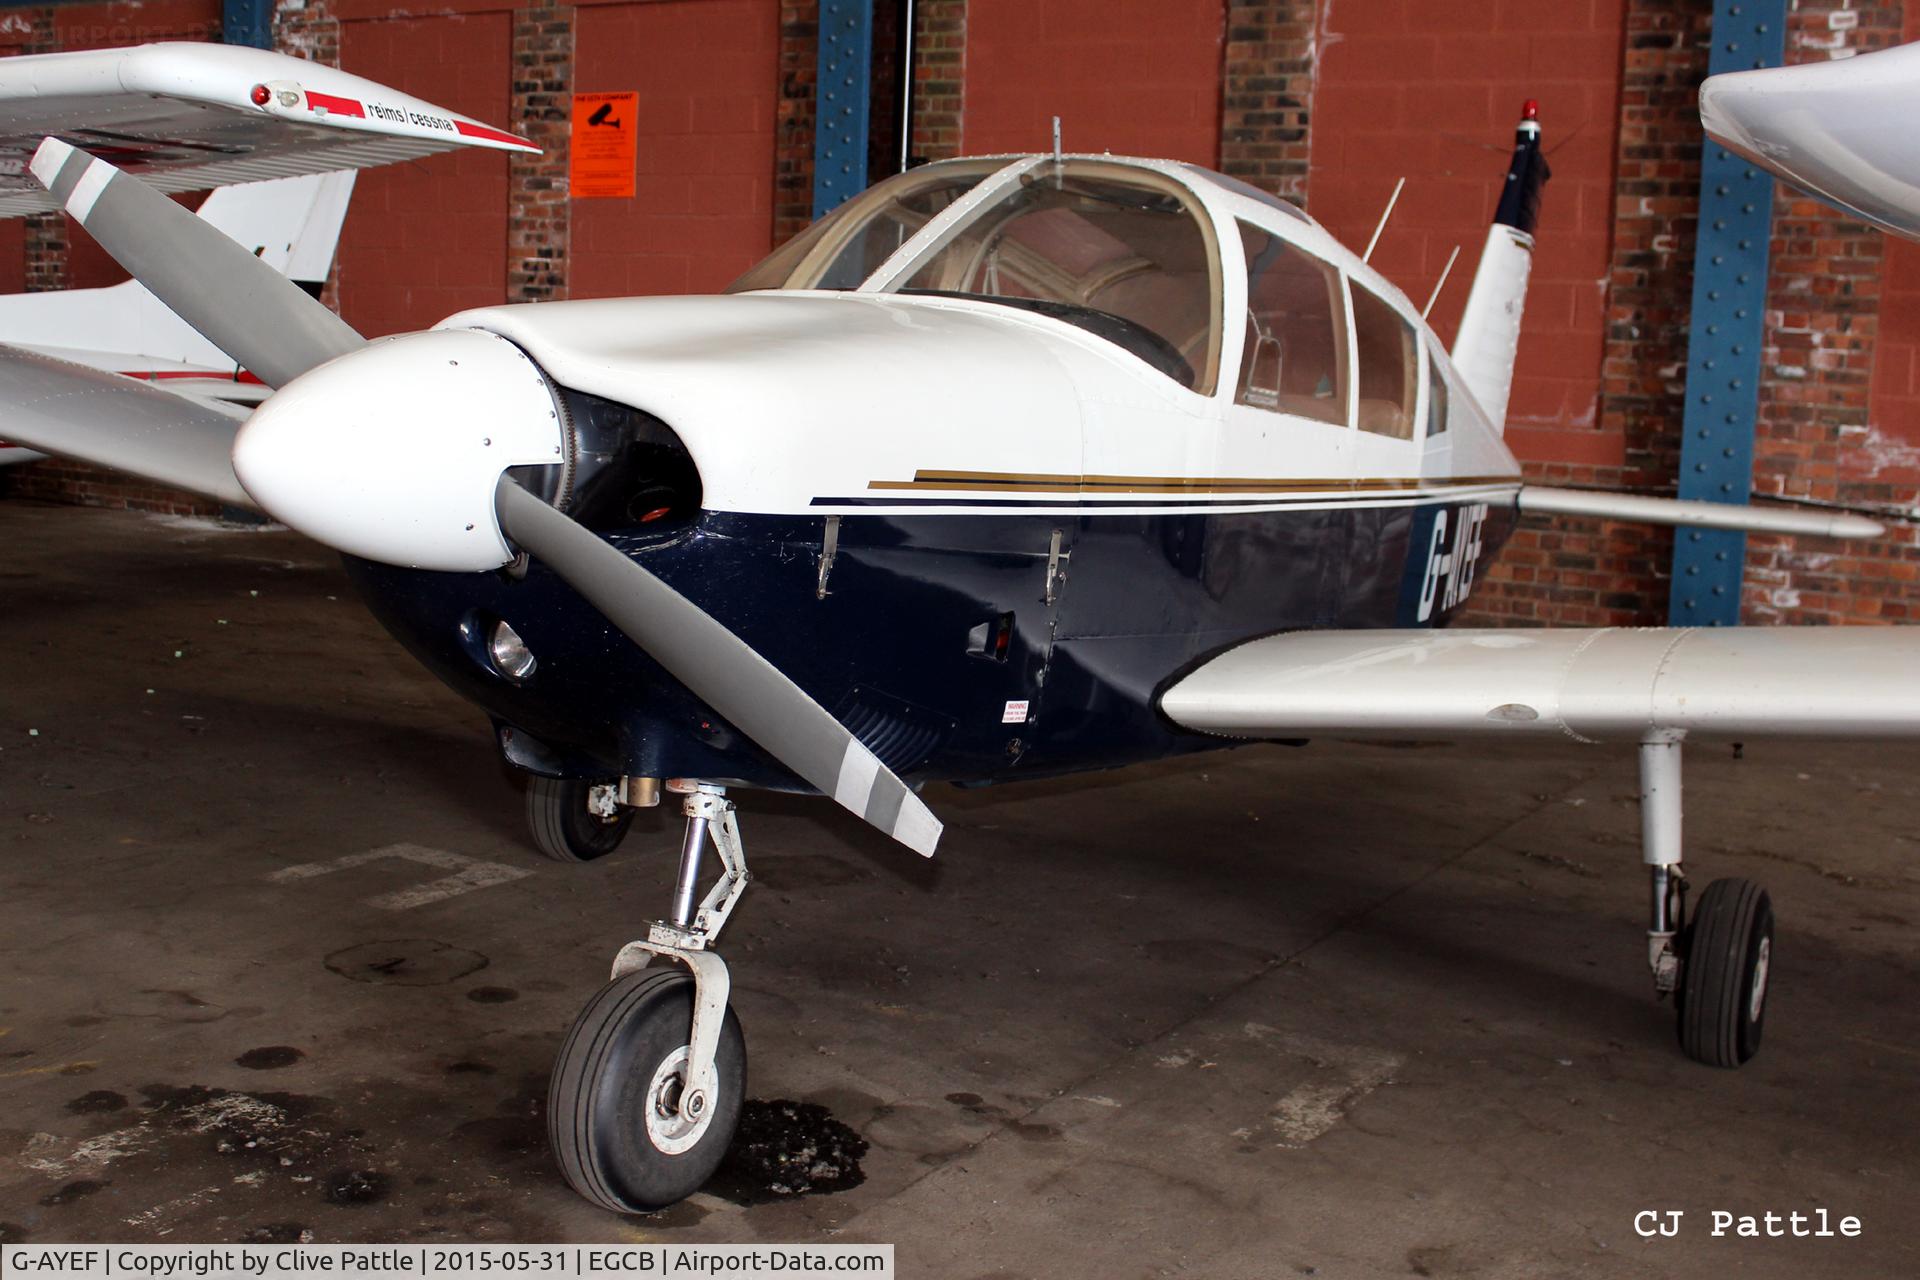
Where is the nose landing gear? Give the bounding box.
[547,781,751,1212]
[526,775,634,863]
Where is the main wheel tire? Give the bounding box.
[526,776,632,863]
[548,969,746,1213]
[1677,877,1774,1068]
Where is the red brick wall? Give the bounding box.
[773,1,818,243]
[571,0,779,298]
[1219,0,1313,207]
[1308,0,1624,446]
[1464,0,1708,627]
[1743,0,1920,624]
[963,0,1225,163]
[508,4,574,304]
[911,0,966,160]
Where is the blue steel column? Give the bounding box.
[222,0,274,50]
[1668,0,1788,626]
[812,0,874,218]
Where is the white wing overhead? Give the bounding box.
[1162,627,1920,743]
[1700,40,1920,242]
[0,42,534,218]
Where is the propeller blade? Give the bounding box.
[29,137,365,388]
[494,479,943,857]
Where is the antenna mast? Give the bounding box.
[1362,177,1406,264]
[1422,244,1462,318]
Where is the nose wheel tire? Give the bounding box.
[1677,877,1774,1068]
[548,968,746,1214]
[527,775,633,863]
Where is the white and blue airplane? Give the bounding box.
[5,39,1919,1215]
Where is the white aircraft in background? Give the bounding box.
[0,168,353,467]
[0,41,534,468]
[3,39,1918,1217]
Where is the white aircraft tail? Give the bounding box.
[0,169,355,373]
[194,169,356,294]
[1451,103,1550,435]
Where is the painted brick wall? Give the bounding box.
[571,0,778,299]
[334,12,512,337]
[963,0,1225,163]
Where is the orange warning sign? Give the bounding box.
[570,92,638,199]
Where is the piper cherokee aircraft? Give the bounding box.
[7,38,1920,1216]
[0,167,354,467]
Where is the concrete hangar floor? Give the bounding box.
[0,500,1916,1277]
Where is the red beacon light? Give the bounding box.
[249,83,272,107]
[1521,98,1540,121]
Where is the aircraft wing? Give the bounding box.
[0,42,534,217]
[1700,40,1920,242]
[0,343,249,505]
[1161,627,1920,743]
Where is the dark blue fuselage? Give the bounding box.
[343,496,1518,791]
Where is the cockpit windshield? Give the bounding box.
[726,159,1006,293]
[887,161,1223,392]
[728,158,1223,393]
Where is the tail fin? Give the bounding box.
[193,170,356,297]
[1451,102,1549,434]
[0,170,355,372]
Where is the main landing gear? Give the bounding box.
[547,781,752,1212]
[526,776,634,863]
[1637,732,1775,1068]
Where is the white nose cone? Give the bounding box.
[233,328,566,571]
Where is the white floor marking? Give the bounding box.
[269,843,531,910]
[1243,1022,1402,1148]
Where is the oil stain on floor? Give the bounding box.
[706,1100,869,1206]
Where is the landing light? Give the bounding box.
[489,619,537,684]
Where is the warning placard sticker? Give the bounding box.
[570,91,638,199]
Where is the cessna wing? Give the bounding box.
[0,42,534,217]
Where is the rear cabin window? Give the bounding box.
[891,163,1223,393]
[1426,353,1450,437]
[1235,221,1346,425]
[1352,285,1418,440]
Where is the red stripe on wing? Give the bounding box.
[305,91,366,118]
[455,119,534,148]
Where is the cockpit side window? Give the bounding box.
[1426,351,1450,437]
[726,159,1005,293]
[886,162,1223,394]
[1351,284,1418,440]
[1235,220,1347,425]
